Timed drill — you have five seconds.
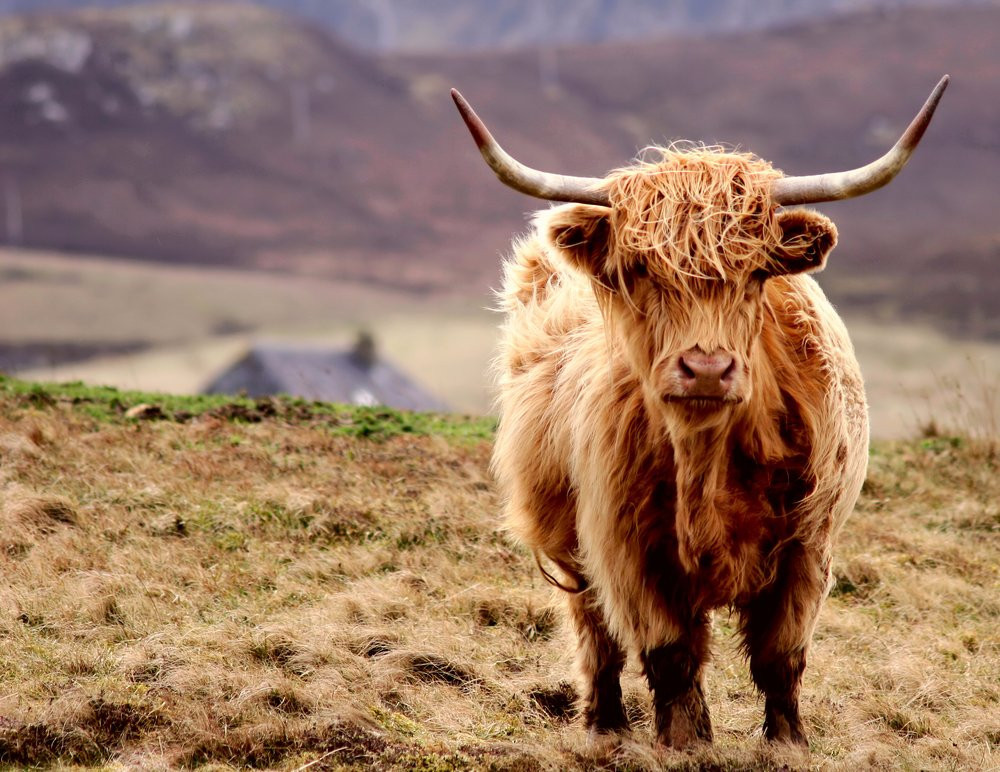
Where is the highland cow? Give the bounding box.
[451,77,948,748]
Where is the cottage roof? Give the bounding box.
[203,338,448,412]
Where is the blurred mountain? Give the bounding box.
[0,0,993,51]
[0,2,996,336]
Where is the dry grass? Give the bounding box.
[0,385,997,769]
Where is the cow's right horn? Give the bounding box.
[451,89,611,207]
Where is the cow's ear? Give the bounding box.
[769,209,838,276]
[546,204,613,279]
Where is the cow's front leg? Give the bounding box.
[640,612,713,748]
[739,541,827,746]
[751,645,806,745]
[566,589,628,735]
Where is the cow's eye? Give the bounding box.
[634,260,649,278]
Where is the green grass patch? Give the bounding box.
[0,375,495,441]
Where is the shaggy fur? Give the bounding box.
[491,147,868,747]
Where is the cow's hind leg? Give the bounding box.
[739,542,827,746]
[566,589,628,735]
[640,612,713,748]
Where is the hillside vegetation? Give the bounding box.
[0,3,998,338]
[0,376,996,769]
[0,0,979,51]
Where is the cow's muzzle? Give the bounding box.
[662,348,742,404]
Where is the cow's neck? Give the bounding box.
[669,419,734,574]
[665,348,798,578]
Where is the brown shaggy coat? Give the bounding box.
[492,148,868,747]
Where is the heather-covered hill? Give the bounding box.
[0,0,988,51]
[0,375,997,768]
[0,3,442,287]
[0,2,996,334]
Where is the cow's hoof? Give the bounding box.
[654,689,713,750]
[585,726,627,751]
[763,712,807,747]
[656,711,713,749]
[768,730,808,748]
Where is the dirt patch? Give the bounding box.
[6,494,78,532]
[182,719,390,769]
[526,682,577,723]
[475,600,559,642]
[390,652,479,689]
[0,699,163,767]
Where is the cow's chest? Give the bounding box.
[645,456,812,610]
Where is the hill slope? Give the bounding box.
[0,376,997,768]
[0,0,989,51]
[0,3,997,335]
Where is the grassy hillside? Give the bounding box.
[0,376,996,769]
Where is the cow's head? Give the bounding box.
[451,78,947,420]
[539,151,839,414]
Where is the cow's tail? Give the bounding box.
[534,550,588,594]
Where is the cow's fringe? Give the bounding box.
[602,145,788,302]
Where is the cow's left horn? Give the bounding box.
[451,89,611,206]
[772,75,949,206]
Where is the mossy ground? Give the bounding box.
[0,376,495,441]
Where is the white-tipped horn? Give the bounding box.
[451,89,611,206]
[772,75,949,206]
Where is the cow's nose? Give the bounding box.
[675,349,736,398]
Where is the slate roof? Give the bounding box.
[203,337,448,412]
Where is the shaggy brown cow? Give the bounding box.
[452,76,948,748]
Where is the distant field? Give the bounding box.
[0,248,499,415]
[5,248,1000,438]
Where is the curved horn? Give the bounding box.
[451,88,611,206]
[772,75,949,206]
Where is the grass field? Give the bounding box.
[0,376,996,769]
[5,248,1000,439]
